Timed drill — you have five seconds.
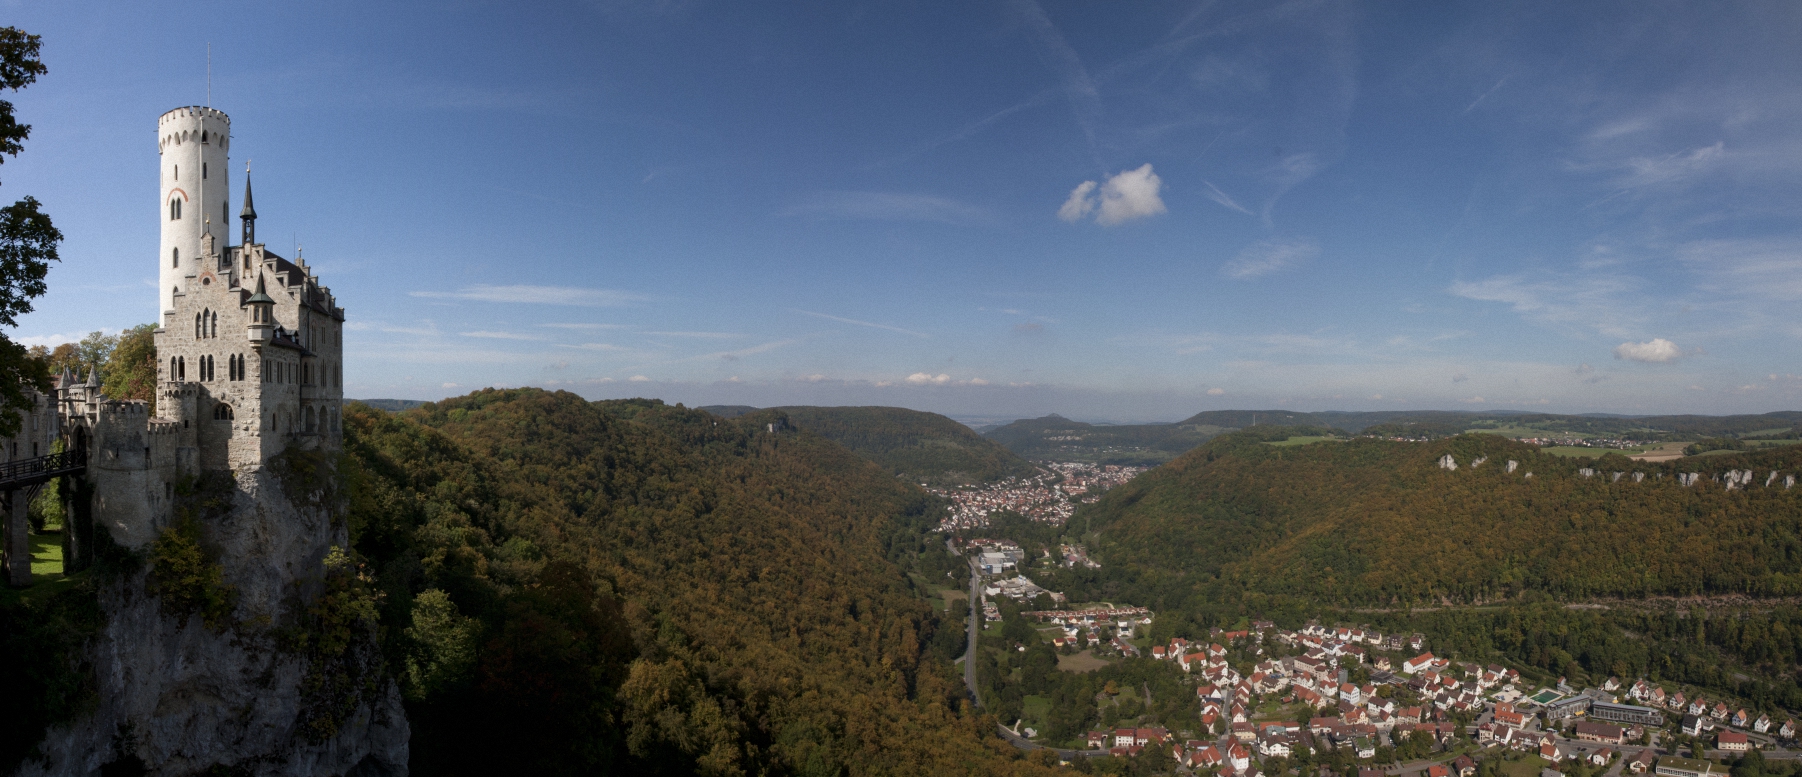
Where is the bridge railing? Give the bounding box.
[0,449,87,488]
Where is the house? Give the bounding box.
[1591,748,1614,766]
[1540,741,1563,761]
[1668,692,1686,711]
[1494,703,1527,728]
[1258,732,1292,758]
[1605,677,1622,692]
[1712,702,1729,721]
[1688,698,1707,717]
[1717,731,1749,752]
[1575,721,1626,745]
[1754,714,1772,733]
[1232,722,1257,742]
[1114,729,1138,748]
[1629,750,1656,774]
[1151,645,1169,661]
[1354,737,1376,759]
[1681,715,1706,737]
[1228,742,1252,771]
[1403,653,1436,674]
[1732,709,1751,729]
[1453,756,1478,777]
[1374,655,1393,672]
[1782,719,1797,739]
[1086,731,1108,749]
[1136,727,1169,747]
[1341,683,1363,705]
[1427,765,1450,777]
[1189,744,1223,769]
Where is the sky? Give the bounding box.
[4,1,1802,423]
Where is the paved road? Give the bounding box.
[951,540,1109,760]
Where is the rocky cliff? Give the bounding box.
[19,455,407,776]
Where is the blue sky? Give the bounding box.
[5,1,1802,422]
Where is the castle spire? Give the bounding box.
[240,164,256,246]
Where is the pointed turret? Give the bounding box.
[240,168,257,246]
[247,272,275,343]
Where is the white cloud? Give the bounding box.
[411,285,645,306]
[1223,238,1319,280]
[1613,338,1684,363]
[1449,273,1643,337]
[557,342,630,351]
[442,382,459,389]
[905,372,952,385]
[1057,180,1097,222]
[1206,387,1226,396]
[643,331,744,339]
[969,378,990,386]
[539,323,629,330]
[16,332,82,348]
[1097,164,1167,226]
[628,375,651,382]
[1058,164,1167,226]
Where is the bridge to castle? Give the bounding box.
[1,449,87,586]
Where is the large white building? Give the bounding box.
[55,105,345,547]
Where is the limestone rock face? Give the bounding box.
[21,467,408,777]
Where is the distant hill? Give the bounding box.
[355,398,430,412]
[981,408,1802,463]
[981,412,1305,465]
[1069,428,1802,613]
[697,404,760,418]
[772,406,1038,486]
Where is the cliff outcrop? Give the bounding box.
[19,456,407,776]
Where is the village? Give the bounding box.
[953,538,1799,777]
[931,462,1145,532]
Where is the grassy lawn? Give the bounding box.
[30,531,64,581]
[940,587,967,611]
[1023,695,1050,729]
[1496,755,1551,777]
[1058,649,1111,673]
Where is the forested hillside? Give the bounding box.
[770,405,1038,486]
[1066,429,1802,615]
[341,391,1054,776]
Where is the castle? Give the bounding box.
[45,105,346,554]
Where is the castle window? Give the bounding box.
[203,162,207,178]
[170,198,182,220]
[213,403,234,420]
[210,311,218,338]
[172,247,179,268]
[174,164,178,180]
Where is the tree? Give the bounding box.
[0,28,56,438]
[101,324,156,406]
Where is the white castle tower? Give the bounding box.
[157,107,232,313]
[56,105,345,547]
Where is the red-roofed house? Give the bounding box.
[1403,653,1436,674]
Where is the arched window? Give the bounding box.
[176,355,185,381]
[174,164,178,180]
[170,198,181,220]
[210,312,217,338]
[170,356,178,380]
[213,403,233,420]
[172,247,179,268]
[202,162,207,179]
[304,406,316,434]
